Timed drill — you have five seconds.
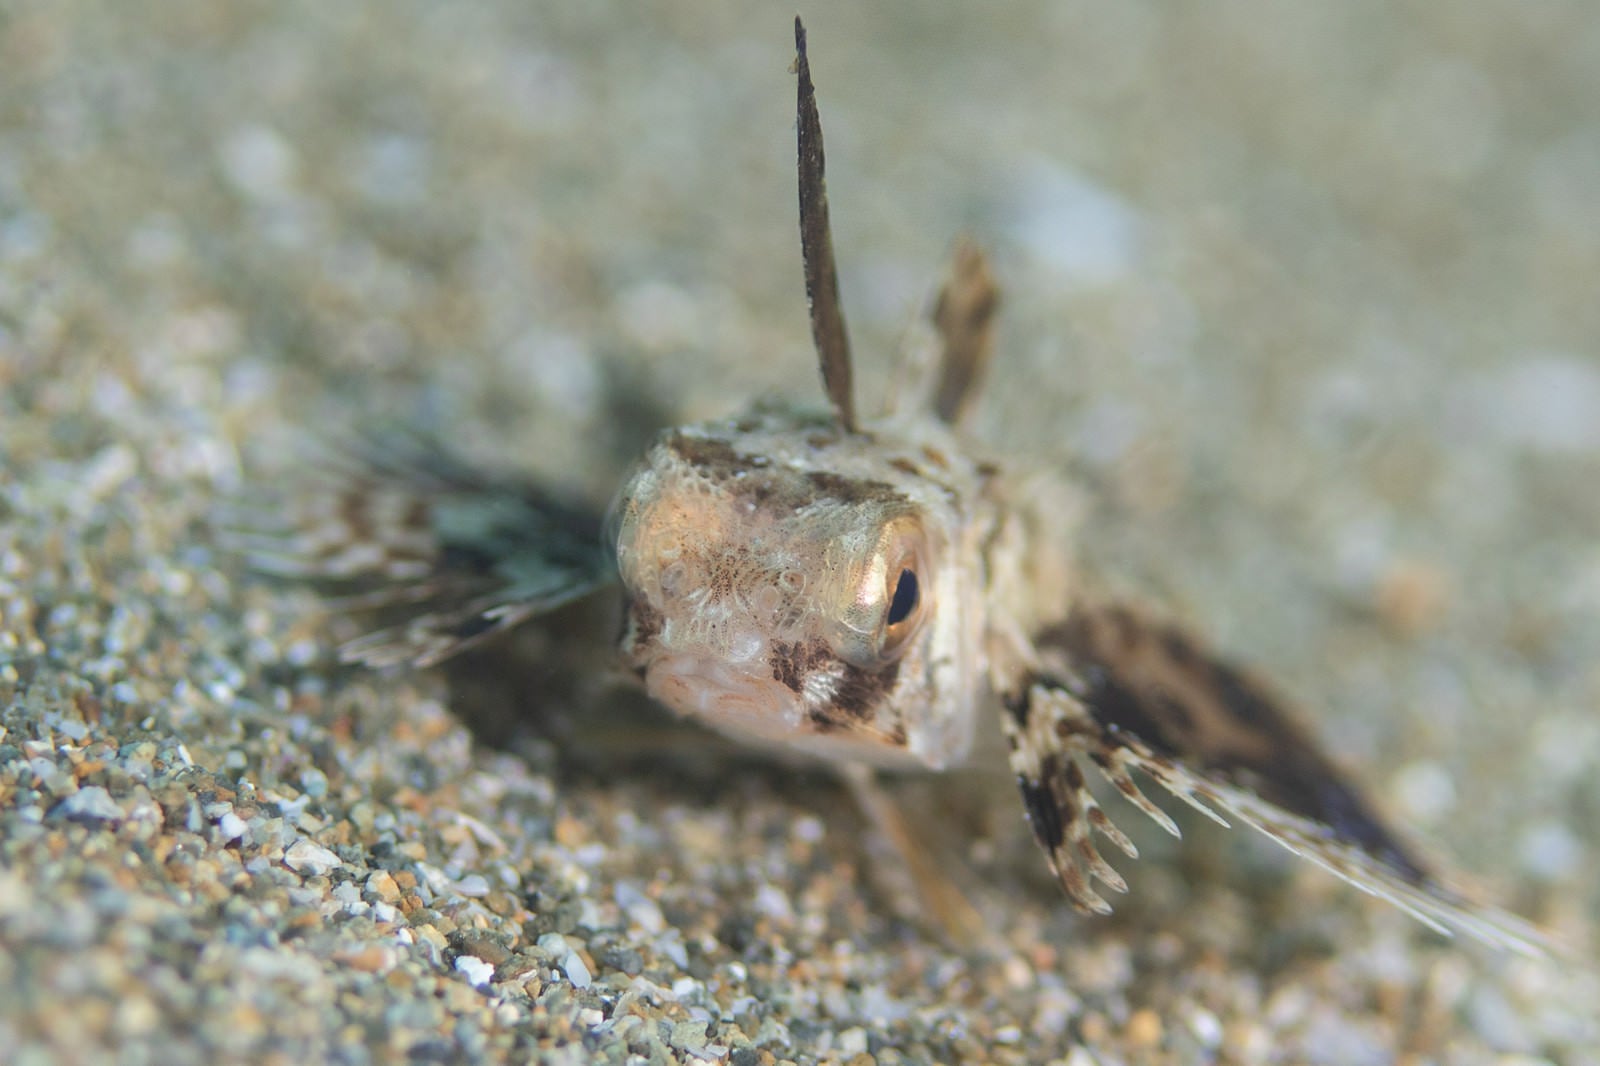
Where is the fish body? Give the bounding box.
[245,19,1552,956]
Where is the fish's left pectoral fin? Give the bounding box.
[1000,604,1555,956]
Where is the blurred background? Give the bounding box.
[2,1,1596,1060]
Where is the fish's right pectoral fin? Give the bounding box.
[223,429,616,669]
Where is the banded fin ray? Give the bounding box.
[1002,604,1553,955]
[226,431,614,668]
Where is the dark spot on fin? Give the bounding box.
[1017,775,1066,852]
[1042,606,1431,886]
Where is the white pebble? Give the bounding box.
[752,882,794,923]
[791,815,825,844]
[53,786,125,824]
[219,125,299,202]
[283,838,342,876]
[561,951,592,989]
[455,955,495,988]
[1519,821,1582,880]
[453,874,491,898]
[615,881,666,934]
[216,811,249,844]
[1477,354,1600,455]
[1392,760,1456,825]
[837,1028,869,1055]
[1187,1006,1223,1049]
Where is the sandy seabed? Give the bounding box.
[2,4,1598,1063]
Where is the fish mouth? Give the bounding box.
[644,653,803,735]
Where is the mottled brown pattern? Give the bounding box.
[803,470,905,507]
[769,639,831,694]
[624,595,663,651]
[663,431,909,513]
[663,432,747,479]
[829,660,902,722]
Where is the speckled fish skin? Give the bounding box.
[611,400,1044,772]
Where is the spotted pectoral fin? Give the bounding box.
[225,431,615,668]
[1001,604,1552,954]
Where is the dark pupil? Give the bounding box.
[886,568,919,627]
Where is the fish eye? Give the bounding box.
[833,516,932,667]
[879,545,928,659]
[886,568,919,627]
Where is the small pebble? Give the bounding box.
[216,811,249,843]
[283,839,342,876]
[455,955,495,988]
[51,786,125,824]
[560,951,591,989]
[1126,1008,1163,1048]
